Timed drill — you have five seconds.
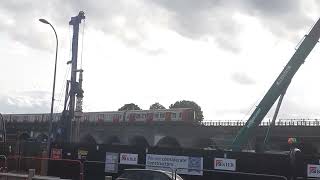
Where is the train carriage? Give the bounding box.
[124,108,195,122]
[2,108,195,124]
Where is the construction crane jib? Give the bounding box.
[231,18,320,151]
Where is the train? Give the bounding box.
[1,108,195,123]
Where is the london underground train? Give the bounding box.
[2,108,195,123]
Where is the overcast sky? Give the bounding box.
[1,0,320,121]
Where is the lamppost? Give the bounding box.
[39,18,58,157]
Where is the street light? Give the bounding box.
[39,18,58,157]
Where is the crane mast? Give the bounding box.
[58,11,85,143]
[232,18,320,151]
[73,69,84,142]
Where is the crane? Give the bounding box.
[231,18,320,151]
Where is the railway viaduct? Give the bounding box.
[6,120,320,151]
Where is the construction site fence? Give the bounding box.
[82,161,294,180]
[0,157,317,180]
[202,119,320,126]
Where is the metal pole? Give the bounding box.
[0,114,5,154]
[39,19,58,157]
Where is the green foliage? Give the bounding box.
[118,103,141,111]
[149,102,166,110]
[169,100,204,122]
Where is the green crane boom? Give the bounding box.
[232,18,320,151]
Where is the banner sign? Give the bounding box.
[105,152,119,173]
[214,158,236,171]
[307,164,320,178]
[120,153,138,165]
[51,148,62,159]
[146,154,203,176]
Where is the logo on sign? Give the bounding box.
[214,158,236,171]
[307,164,320,177]
[309,167,317,173]
[121,154,136,161]
[215,160,234,167]
[120,153,138,165]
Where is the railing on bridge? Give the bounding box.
[201,119,320,127]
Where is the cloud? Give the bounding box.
[150,0,242,52]
[0,91,50,114]
[0,0,316,53]
[150,0,315,51]
[0,1,58,51]
[231,72,255,85]
[237,0,313,40]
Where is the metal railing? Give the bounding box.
[0,169,71,180]
[201,119,320,127]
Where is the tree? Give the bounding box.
[118,103,141,111]
[169,100,204,122]
[149,102,166,110]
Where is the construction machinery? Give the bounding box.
[231,18,320,151]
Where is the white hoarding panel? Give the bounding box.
[120,153,138,165]
[146,154,203,176]
[307,164,320,178]
[105,152,119,173]
[214,158,236,171]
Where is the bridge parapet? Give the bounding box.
[201,119,320,127]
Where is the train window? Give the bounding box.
[23,116,29,121]
[171,113,176,118]
[160,113,164,118]
[98,114,105,120]
[155,113,159,118]
[35,116,41,121]
[12,116,18,121]
[136,114,141,119]
[179,113,182,118]
[142,114,146,118]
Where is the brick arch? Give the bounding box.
[18,132,30,141]
[156,136,180,148]
[104,136,121,145]
[129,136,149,148]
[80,134,97,144]
[193,138,212,148]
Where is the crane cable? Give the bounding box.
[56,25,73,113]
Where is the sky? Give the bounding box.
[1,0,320,121]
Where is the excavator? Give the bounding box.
[231,17,320,152]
